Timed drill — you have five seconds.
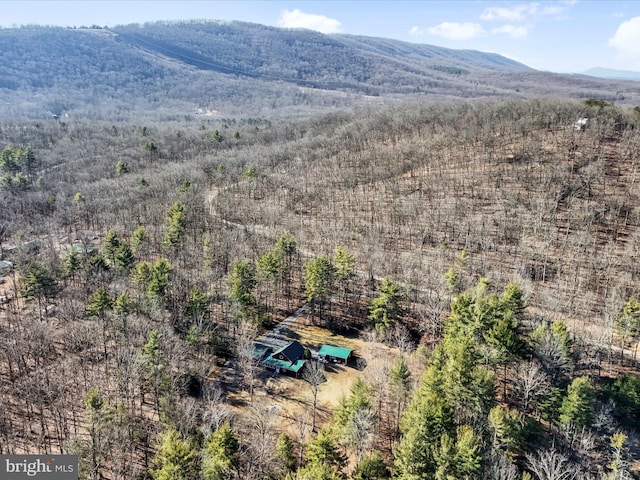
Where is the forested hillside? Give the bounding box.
[2,98,640,478]
[1,21,639,121]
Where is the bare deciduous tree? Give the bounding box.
[201,383,233,435]
[348,407,376,462]
[235,318,259,401]
[487,450,520,480]
[526,449,578,480]
[243,403,280,479]
[513,359,550,415]
[302,360,326,432]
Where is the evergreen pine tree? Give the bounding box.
[151,429,197,480]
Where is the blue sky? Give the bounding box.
[3,1,640,73]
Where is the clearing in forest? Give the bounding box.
[226,312,374,430]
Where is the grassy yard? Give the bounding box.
[226,313,379,434]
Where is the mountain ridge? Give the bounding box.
[0,20,638,120]
[583,66,640,81]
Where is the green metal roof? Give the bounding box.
[67,244,95,254]
[252,343,273,361]
[272,341,305,363]
[318,344,353,360]
[261,356,306,373]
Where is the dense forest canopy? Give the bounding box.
[2,97,640,479]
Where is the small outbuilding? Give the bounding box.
[318,344,353,365]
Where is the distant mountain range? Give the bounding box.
[1,21,639,120]
[582,67,640,81]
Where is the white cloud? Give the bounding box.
[539,5,566,17]
[609,16,640,63]
[481,5,529,22]
[423,2,572,44]
[278,9,341,34]
[428,22,485,40]
[481,3,568,22]
[492,24,530,39]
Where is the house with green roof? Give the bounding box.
[318,344,353,365]
[259,340,307,377]
[67,244,95,255]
